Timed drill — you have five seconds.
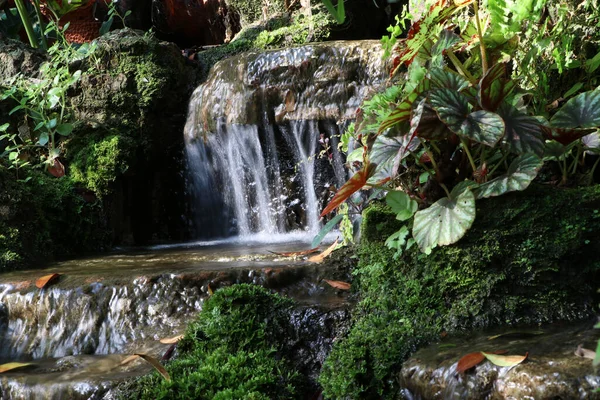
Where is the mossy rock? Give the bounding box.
[0,165,109,270]
[320,184,600,399]
[121,284,305,399]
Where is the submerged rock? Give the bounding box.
[400,321,600,399]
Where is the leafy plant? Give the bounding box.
[320,0,600,254]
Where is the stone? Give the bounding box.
[400,321,600,399]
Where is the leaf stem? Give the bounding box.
[460,138,477,172]
[473,1,488,75]
[421,141,439,173]
[14,0,39,49]
[447,52,477,84]
[440,183,452,198]
[31,0,48,50]
[488,150,509,177]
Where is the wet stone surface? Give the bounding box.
[399,321,600,400]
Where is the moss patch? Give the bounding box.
[121,284,305,399]
[0,165,109,270]
[320,184,600,399]
[195,7,334,81]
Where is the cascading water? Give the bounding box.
[184,41,388,239]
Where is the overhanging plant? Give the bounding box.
[319,0,600,255]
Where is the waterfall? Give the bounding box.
[184,41,389,240]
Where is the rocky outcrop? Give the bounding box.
[0,37,46,84]
[186,40,390,138]
[400,322,600,399]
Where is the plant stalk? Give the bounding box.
[14,0,39,48]
[487,150,509,177]
[447,52,477,84]
[473,0,488,75]
[31,0,48,50]
[460,138,477,173]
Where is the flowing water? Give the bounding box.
[184,41,388,238]
[0,239,345,399]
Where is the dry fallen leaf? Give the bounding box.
[457,350,508,373]
[457,352,485,373]
[482,351,528,367]
[308,240,338,263]
[574,344,596,360]
[120,354,170,381]
[324,279,351,290]
[35,273,60,289]
[207,284,214,296]
[159,335,184,344]
[269,247,320,257]
[0,362,33,373]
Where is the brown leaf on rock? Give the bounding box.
[269,247,320,257]
[159,335,184,344]
[308,240,338,263]
[35,273,60,289]
[47,159,65,178]
[457,352,485,373]
[457,350,508,373]
[324,280,351,290]
[574,344,596,360]
[120,354,170,381]
[482,351,528,367]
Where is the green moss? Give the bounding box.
[122,284,304,399]
[0,165,109,270]
[360,200,403,244]
[196,7,334,81]
[225,0,287,26]
[320,184,600,399]
[68,135,134,196]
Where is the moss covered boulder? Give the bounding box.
[320,184,600,399]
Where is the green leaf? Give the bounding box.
[475,153,542,199]
[429,68,470,91]
[412,188,476,254]
[582,132,600,155]
[385,225,410,252]
[543,140,573,160]
[594,339,600,367]
[379,79,431,134]
[416,101,454,140]
[0,123,8,132]
[563,82,584,99]
[386,191,418,221]
[429,88,471,133]
[312,214,344,248]
[369,134,420,182]
[481,351,528,367]
[479,63,516,111]
[8,151,18,161]
[55,123,73,136]
[550,90,600,129]
[431,29,461,65]
[498,103,544,156]
[45,118,57,130]
[38,132,49,146]
[458,110,505,147]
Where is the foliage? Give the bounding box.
[225,0,287,26]
[321,0,600,254]
[320,185,600,399]
[122,284,304,400]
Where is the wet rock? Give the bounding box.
[400,321,600,399]
[186,40,391,137]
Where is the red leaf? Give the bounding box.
[47,159,65,178]
[457,352,485,373]
[35,273,60,289]
[457,350,508,373]
[541,126,595,145]
[320,164,375,217]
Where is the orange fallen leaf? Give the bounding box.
[269,247,320,257]
[207,284,214,296]
[159,335,184,344]
[308,240,338,263]
[324,280,351,290]
[120,353,170,381]
[457,350,508,373]
[482,351,528,367]
[457,352,485,373]
[0,362,33,373]
[35,273,60,289]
